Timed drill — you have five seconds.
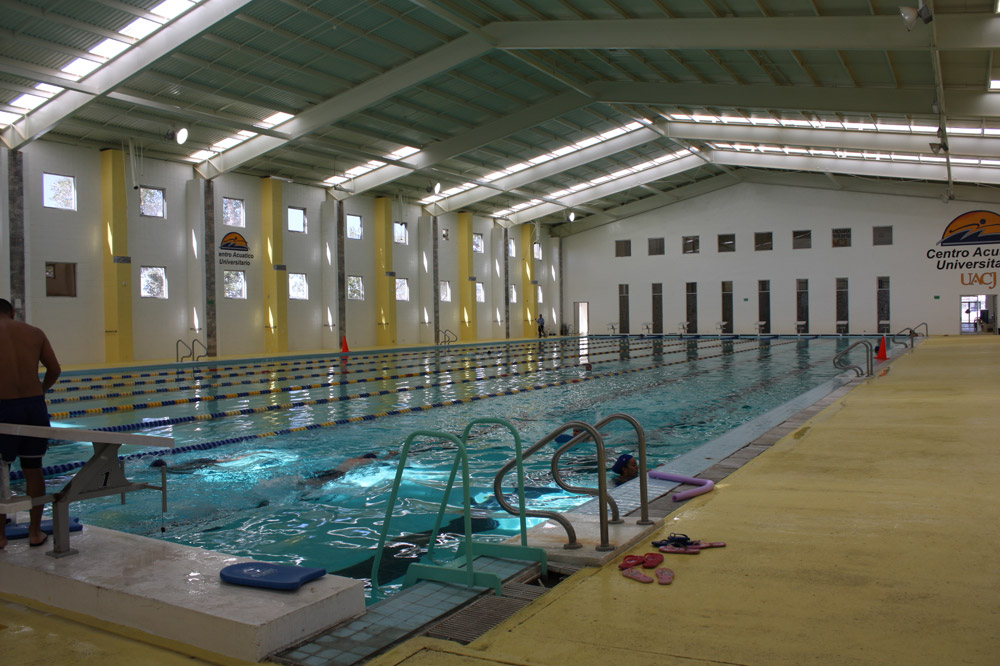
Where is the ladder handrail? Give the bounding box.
[192,338,208,361]
[833,340,873,377]
[175,339,192,363]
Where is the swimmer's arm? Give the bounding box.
[39,336,61,392]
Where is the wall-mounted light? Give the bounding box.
[165,127,189,145]
[899,4,932,31]
[567,211,575,222]
[929,142,948,155]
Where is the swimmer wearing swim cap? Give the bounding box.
[611,453,639,485]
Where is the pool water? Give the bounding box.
[29,336,862,594]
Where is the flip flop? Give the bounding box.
[658,545,701,554]
[29,534,48,548]
[642,552,663,569]
[689,541,726,550]
[655,568,675,585]
[622,567,653,584]
[618,555,645,570]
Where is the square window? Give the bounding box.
[441,227,449,241]
[43,173,76,210]
[718,234,735,252]
[346,214,363,240]
[682,236,700,254]
[508,238,516,257]
[475,282,485,302]
[873,226,893,246]
[223,270,247,299]
[394,221,408,244]
[440,280,451,302]
[832,228,851,247]
[792,230,811,249]
[648,238,665,255]
[754,232,772,251]
[45,262,77,297]
[615,240,631,257]
[533,242,542,260]
[288,207,306,233]
[139,187,166,218]
[139,266,167,298]
[510,285,517,303]
[473,233,484,253]
[347,275,364,300]
[395,277,410,301]
[289,272,308,300]
[222,197,245,227]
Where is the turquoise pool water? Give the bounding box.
[25,336,862,594]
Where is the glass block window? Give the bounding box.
[648,237,665,255]
[440,280,451,302]
[393,221,408,244]
[537,285,543,303]
[473,233,484,253]
[288,207,306,233]
[139,187,165,217]
[682,236,699,254]
[43,173,76,210]
[754,232,772,251]
[832,228,851,247]
[347,275,364,300]
[615,240,631,257]
[288,273,308,300]
[476,282,485,302]
[718,234,735,253]
[346,214,363,240]
[139,266,167,298]
[223,197,245,227]
[508,238,516,257]
[510,284,517,303]
[441,227,449,241]
[873,226,893,246]
[223,270,247,299]
[533,242,542,260]
[395,277,409,301]
[792,230,811,249]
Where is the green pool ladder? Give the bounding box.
[369,419,546,600]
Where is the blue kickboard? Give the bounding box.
[220,562,327,591]
[4,517,83,539]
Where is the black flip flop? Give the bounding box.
[29,534,48,548]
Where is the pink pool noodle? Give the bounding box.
[647,470,715,501]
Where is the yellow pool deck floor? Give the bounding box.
[4,335,1000,665]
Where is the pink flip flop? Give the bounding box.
[655,568,675,585]
[622,567,653,584]
[642,552,664,569]
[618,555,645,570]
[658,545,701,554]
[689,541,726,550]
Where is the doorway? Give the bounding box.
[960,294,996,333]
[575,302,589,336]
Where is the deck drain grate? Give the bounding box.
[423,580,554,646]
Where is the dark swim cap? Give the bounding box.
[611,454,633,475]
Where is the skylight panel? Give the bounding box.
[909,124,936,133]
[212,137,242,150]
[784,147,808,155]
[624,122,644,131]
[549,189,573,198]
[575,136,601,149]
[981,159,1000,166]
[10,94,46,110]
[152,0,194,19]
[324,175,349,185]
[842,121,876,131]
[258,112,294,128]
[569,183,589,191]
[670,113,692,120]
[0,111,21,126]
[441,185,473,197]
[529,154,555,165]
[985,128,1000,136]
[506,162,531,174]
[693,114,718,123]
[891,153,920,161]
[61,58,101,78]
[482,171,507,182]
[589,175,613,185]
[35,83,63,95]
[947,127,982,135]
[919,155,947,163]
[809,149,836,156]
[344,165,374,177]
[90,38,130,59]
[779,119,810,127]
[551,146,577,157]
[633,160,657,171]
[951,157,980,165]
[189,150,215,160]
[720,116,750,124]
[388,146,419,159]
[120,18,160,39]
[749,118,780,126]
[991,80,1000,90]
[237,130,257,139]
[599,127,627,140]
[875,123,909,132]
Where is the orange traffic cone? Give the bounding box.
[876,335,888,361]
[341,335,349,353]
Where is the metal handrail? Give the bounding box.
[175,339,192,362]
[192,339,208,361]
[438,329,457,344]
[550,413,653,527]
[833,340,873,377]
[911,322,929,337]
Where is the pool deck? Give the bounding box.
[4,335,1000,664]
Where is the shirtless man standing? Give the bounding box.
[0,298,61,549]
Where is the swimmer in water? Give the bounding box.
[610,453,639,486]
[305,451,399,483]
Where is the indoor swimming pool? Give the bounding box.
[16,336,867,595]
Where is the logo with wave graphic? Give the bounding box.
[220,232,250,252]
[938,211,1000,246]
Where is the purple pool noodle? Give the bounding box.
[647,470,715,502]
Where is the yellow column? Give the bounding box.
[457,212,476,342]
[261,178,288,353]
[521,225,538,338]
[375,197,396,346]
[100,149,133,363]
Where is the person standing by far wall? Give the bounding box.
[537,313,545,338]
[0,298,61,549]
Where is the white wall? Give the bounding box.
[564,182,995,336]
[283,182,326,352]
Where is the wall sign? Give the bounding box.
[219,231,254,267]
[926,211,1000,288]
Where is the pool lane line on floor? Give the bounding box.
[16,339,799,481]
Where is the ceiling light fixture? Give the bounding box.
[899,4,932,31]
[433,182,442,195]
[567,211,575,222]
[929,142,948,154]
[165,127,189,145]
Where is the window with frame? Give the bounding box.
[347,275,364,300]
[792,230,812,249]
[346,214,363,240]
[223,270,247,299]
[441,227,449,241]
[682,236,700,254]
[873,226,893,246]
[754,232,772,251]
[533,242,542,260]
[395,277,409,301]
[139,266,168,298]
[648,237,665,255]
[139,187,166,218]
[43,173,76,210]
[537,285,543,303]
[832,228,851,248]
[288,207,306,233]
[508,238,516,257]
[222,197,245,227]
[393,221,408,245]
[289,273,308,300]
[472,233,484,253]
[510,284,517,303]
[615,240,631,257]
[440,280,451,302]
[475,282,485,302]
[718,234,735,253]
[45,262,77,297]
